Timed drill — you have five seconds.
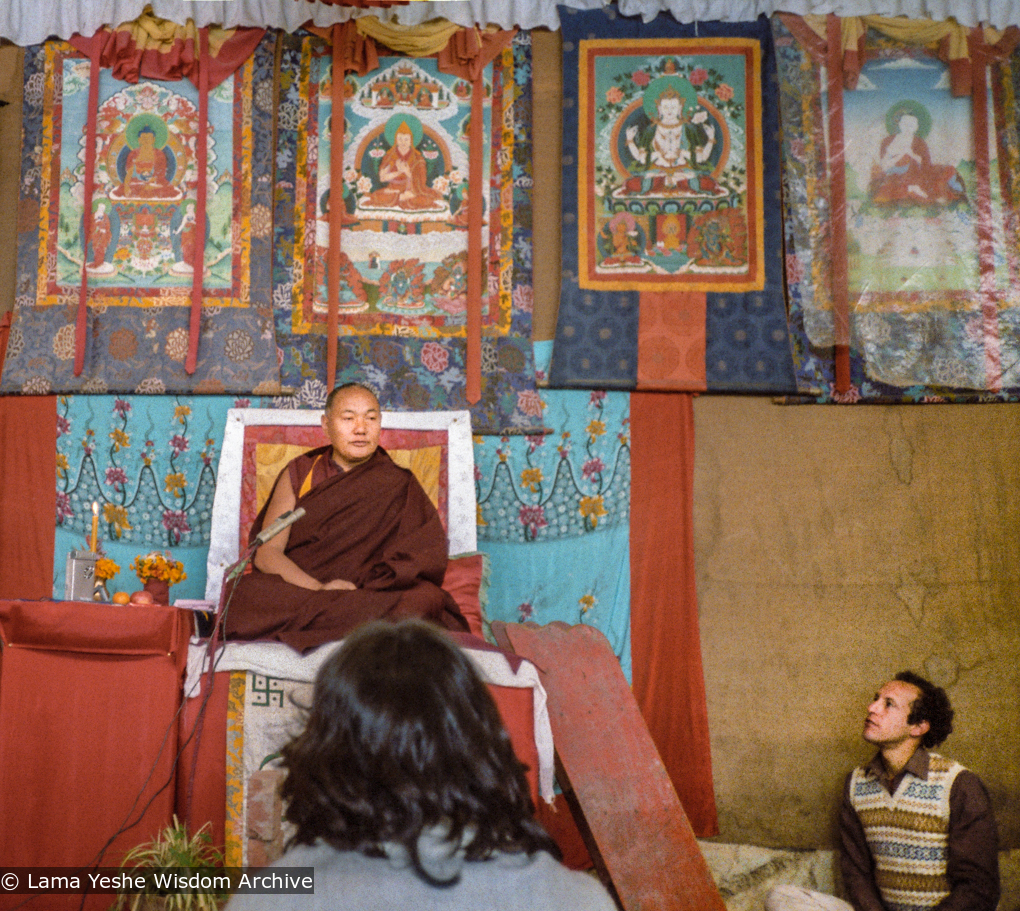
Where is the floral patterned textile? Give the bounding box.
[53,393,259,600]
[51,353,632,675]
[474,344,632,676]
[270,30,542,434]
[1,35,281,395]
[775,15,1020,402]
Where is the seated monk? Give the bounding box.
[223,383,468,653]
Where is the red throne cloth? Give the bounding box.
[0,599,191,911]
[223,446,468,653]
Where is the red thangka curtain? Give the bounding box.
[629,392,718,836]
[0,395,56,600]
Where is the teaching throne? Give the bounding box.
[182,407,550,867]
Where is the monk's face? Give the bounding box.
[321,386,382,471]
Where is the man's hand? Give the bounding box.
[321,579,357,591]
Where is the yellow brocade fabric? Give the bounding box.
[255,443,442,514]
[356,16,468,57]
[224,671,247,868]
[112,5,237,56]
[802,14,1007,64]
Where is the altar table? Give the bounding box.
[0,598,191,911]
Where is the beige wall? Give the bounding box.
[694,397,1020,849]
[530,29,562,342]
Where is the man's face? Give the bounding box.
[321,387,382,471]
[863,680,926,749]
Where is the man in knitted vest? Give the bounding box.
[766,671,999,911]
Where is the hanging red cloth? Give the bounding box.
[307,21,380,391]
[437,28,516,404]
[629,392,719,836]
[0,396,56,601]
[67,16,265,376]
[0,312,10,381]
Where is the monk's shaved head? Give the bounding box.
[325,383,379,415]
[322,384,382,471]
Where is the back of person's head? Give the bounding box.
[280,619,559,883]
[894,670,954,748]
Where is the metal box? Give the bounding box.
[65,550,100,602]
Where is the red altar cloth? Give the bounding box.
[0,599,191,911]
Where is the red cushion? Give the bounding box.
[441,552,488,638]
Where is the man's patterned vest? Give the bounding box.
[849,753,964,911]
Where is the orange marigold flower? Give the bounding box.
[520,467,543,492]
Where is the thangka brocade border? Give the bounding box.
[2,34,281,395]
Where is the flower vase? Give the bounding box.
[143,578,171,604]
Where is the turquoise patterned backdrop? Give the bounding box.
[53,394,257,601]
[474,343,631,675]
[52,344,632,673]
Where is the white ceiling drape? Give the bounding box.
[2,0,1019,46]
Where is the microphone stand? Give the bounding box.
[207,507,307,656]
[182,508,306,821]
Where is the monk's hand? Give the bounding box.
[321,579,357,591]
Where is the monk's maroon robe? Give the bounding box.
[223,445,468,652]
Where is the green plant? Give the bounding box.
[110,816,228,911]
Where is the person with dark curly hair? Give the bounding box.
[766,672,999,911]
[225,619,616,911]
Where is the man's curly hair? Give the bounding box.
[895,670,954,748]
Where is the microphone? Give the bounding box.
[254,507,306,546]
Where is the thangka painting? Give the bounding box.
[1,34,281,395]
[272,31,543,434]
[578,39,762,292]
[550,10,796,394]
[775,15,1020,401]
